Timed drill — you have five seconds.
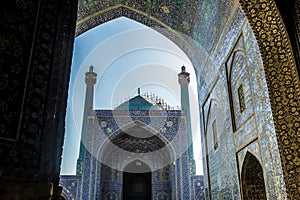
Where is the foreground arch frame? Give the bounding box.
[1,0,299,199]
[74,1,299,198]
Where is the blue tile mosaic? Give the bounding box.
[61,98,200,199]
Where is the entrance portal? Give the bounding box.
[123,161,152,200]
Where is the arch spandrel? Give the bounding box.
[77,1,198,34]
[76,1,237,54]
[238,0,300,198]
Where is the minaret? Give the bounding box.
[76,66,97,175]
[178,65,196,175]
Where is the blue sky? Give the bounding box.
[60,17,203,175]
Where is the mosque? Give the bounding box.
[60,66,204,199]
[0,1,299,200]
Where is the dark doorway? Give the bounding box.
[241,152,267,200]
[123,161,152,200]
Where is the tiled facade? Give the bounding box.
[61,109,204,200]
[200,20,287,199]
[60,67,203,200]
[63,1,290,199]
[1,0,298,199]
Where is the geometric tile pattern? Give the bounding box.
[238,1,300,198]
[60,102,202,199]
[1,0,299,199]
[191,175,205,200]
[72,1,298,198]
[201,20,288,199]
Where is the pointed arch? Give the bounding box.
[241,152,267,200]
[71,0,299,199]
[97,120,175,172]
[76,5,168,36]
[74,1,300,198]
[203,97,227,199]
[238,1,300,197]
[45,0,299,198]
[205,98,226,151]
[76,7,204,72]
[226,35,255,132]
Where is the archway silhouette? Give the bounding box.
[241,152,267,200]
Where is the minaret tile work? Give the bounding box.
[76,66,97,175]
[178,66,196,175]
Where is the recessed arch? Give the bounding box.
[227,45,255,131]
[229,50,248,82]
[205,98,226,138]
[241,152,267,200]
[206,98,226,128]
[122,160,152,200]
[70,16,201,144]
[98,120,176,172]
[238,1,300,198]
[204,97,229,199]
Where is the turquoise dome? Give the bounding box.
[114,95,162,110]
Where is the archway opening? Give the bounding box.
[123,160,152,200]
[60,16,202,175]
[241,152,267,200]
[98,119,176,199]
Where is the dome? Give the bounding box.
[114,95,162,110]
